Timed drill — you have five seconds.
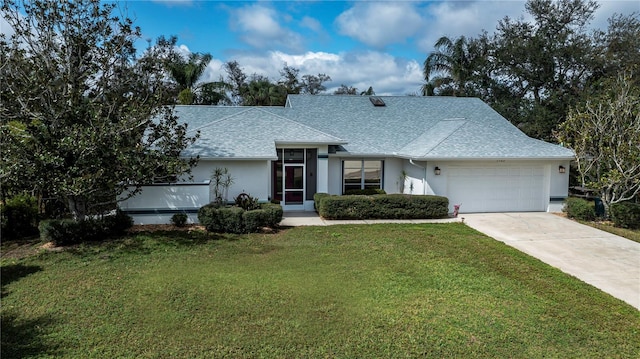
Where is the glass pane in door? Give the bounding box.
[284,165,304,204]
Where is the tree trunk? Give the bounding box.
[67,195,88,221]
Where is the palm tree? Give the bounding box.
[166,52,213,104]
[422,36,475,97]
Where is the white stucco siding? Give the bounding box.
[119,183,210,225]
[191,160,270,202]
[382,157,403,194]
[401,159,428,195]
[327,157,342,195]
[548,160,571,211]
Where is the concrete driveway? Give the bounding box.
[462,212,640,310]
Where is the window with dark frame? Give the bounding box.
[342,160,383,193]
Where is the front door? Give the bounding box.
[273,149,307,211]
[284,164,304,207]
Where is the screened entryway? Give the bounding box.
[272,148,317,210]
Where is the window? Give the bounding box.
[342,160,383,193]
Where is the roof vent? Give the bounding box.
[369,96,386,107]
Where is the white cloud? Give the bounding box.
[417,1,528,53]
[172,0,640,98]
[335,2,423,48]
[213,50,423,95]
[300,16,323,33]
[230,4,304,52]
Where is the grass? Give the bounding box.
[2,224,639,358]
[580,221,640,243]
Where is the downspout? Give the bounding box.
[408,159,427,195]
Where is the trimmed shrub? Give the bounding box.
[104,209,134,235]
[171,213,188,227]
[198,203,283,234]
[314,193,331,212]
[1,194,39,239]
[261,203,283,228]
[197,203,220,232]
[243,209,267,232]
[38,211,133,246]
[219,206,245,234]
[319,195,377,219]
[563,197,596,221]
[318,194,449,220]
[609,202,640,229]
[344,188,386,196]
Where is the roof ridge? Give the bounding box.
[399,119,467,158]
[257,107,345,142]
[421,119,467,157]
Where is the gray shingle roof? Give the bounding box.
[178,106,344,159]
[175,95,574,160]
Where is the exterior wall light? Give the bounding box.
[559,165,566,174]
[434,166,441,175]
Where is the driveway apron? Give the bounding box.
[462,212,640,310]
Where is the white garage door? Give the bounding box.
[447,165,546,213]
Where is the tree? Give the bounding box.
[490,0,600,140]
[0,0,199,220]
[590,12,640,90]
[334,84,358,95]
[223,60,248,105]
[301,74,332,95]
[278,65,302,94]
[422,35,487,97]
[556,75,640,210]
[243,75,287,106]
[166,51,213,105]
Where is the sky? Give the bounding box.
[5,1,640,95]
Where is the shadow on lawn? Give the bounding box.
[62,230,227,258]
[1,263,42,299]
[1,264,60,358]
[1,313,62,359]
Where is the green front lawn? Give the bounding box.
[581,221,640,243]
[2,224,638,358]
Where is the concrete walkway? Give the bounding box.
[280,211,461,227]
[280,211,640,310]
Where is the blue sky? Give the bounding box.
[4,1,638,95]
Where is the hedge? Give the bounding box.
[197,203,283,234]
[609,202,640,229]
[314,193,331,211]
[1,194,40,239]
[343,188,386,196]
[39,210,133,246]
[316,194,449,220]
[563,197,596,221]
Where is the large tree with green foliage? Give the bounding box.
[422,35,489,97]
[161,41,228,105]
[489,0,600,140]
[0,0,198,220]
[422,0,636,143]
[556,75,640,209]
[243,74,287,106]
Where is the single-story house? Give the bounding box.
[120,95,574,224]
